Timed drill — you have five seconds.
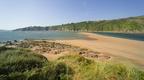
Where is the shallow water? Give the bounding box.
[94,32,144,41]
[0,31,85,42]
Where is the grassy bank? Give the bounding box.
[0,47,73,80]
[58,55,144,80]
[0,46,144,80]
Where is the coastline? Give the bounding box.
[91,31,144,34]
[50,32,144,68]
[1,31,144,68]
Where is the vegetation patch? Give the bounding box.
[58,55,144,80]
[14,16,144,32]
[0,47,144,80]
[0,47,73,80]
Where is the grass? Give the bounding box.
[0,48,47,74]
[58,55,144,80]
[0,47,73,80]
[0,47,144,80]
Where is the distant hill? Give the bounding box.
[0,30,7,31]
[14,16,144,32]
[14,26,49,31]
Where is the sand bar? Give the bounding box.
[51,32,144,68]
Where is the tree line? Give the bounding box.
[14,16,144,32]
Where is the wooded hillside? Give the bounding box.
[14,16,144,32]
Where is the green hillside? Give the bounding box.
[14,16,144,32]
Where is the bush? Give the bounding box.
[9,72,27,80]
[27,62,73,80]
[0,48,47,75]
[0,46,13,52]
[0,47,74,80]
[0,75,9,80]
[54,62,73,80]
[75,56,93,65]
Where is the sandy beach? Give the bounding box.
[51,32,144,68]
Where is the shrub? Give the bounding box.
[54,62,73,80]
[75,56,93,65]
[0,75,9,80]
[9,72,27,80]
[0,46,13,52]
[0,48,48,75]
[27,62,73,80]
[0,47,74,80]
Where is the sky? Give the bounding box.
[0,0,144,30]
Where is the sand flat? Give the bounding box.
[51,32,144,68]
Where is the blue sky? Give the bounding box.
[0,0,144,30]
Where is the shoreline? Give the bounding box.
[91,31,144,34]
[50,32,144,68]
[1,32,144,68]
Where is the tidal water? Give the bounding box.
[0,31,85,42]
[0,31,144,42]
[94,32,144,41]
